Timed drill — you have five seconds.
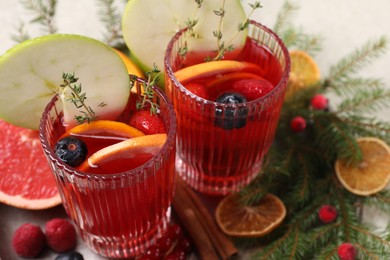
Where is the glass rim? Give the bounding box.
[164,20,291,107]
[39,77,177,179]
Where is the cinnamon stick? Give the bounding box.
[182,182,238,259]
[172,178,238,259]
[173,186,219,260]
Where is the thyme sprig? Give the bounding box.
[130,65,161,115]
[60,73,100,124]
[212,1,262,61]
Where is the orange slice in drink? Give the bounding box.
[78,134,167,174]
[335,137,390,196]
[285,50,320,99]
[64,120,145,139]
[215,193,286,237]
[113,49,144,78]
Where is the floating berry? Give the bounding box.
[311,94,328,110]
[231,78,274,101]
[184,82,209,100]
[215,92,248,130]
[12,223,46,258]
[45,218,77,253]
[318,205,338,223]
[337,243,357,260]
[290,116,307,133]
[55,136,88,167]
[129,110,166,135]
[55,251,84,260]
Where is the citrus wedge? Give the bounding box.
[174,60,263,84]
[113,49,144,78]
[0,119,61,210]
[285,50,320,99]
[335,137,390,196]
[215,193,286,237]
[78,134,167,174]
[63,120,145,139]
[0,34,129,130]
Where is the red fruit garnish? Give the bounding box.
[290,116,307,133]
[0,119,61,210]
[337,243,357,260]
[45,218,77,253]
[129,110,166,135]
[184,82,209,100]
[231,78,274,101]
[12,223,46,258]
[311,94,328,110]
[318,204,338,223]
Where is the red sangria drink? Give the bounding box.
[165,21,290,195]
[39,78,177,258]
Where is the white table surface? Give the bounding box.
[0,1,389,259]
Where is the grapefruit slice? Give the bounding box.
[0,119,61,210]
[78,134,167,174]
[122,0,247,80]
[0,34,130,130]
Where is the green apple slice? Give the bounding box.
[0,34,130,130]
[122,0,247,83]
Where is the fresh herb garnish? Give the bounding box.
[60,73,99,124]
[130,65,161,115]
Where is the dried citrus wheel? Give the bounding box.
[63,120,145,139]
[78,134,167,174]
[335,137,390,196]
[215,193,286,237]
[285,50,321,99]
[113,49,144,78]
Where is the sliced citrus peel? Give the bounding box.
[62,120,145,139]
[113,48,144,78]
[335,137,390,196]
[174,60,263,85]
[205,72,263,88]
[215,193,286,237]
[285,50,320,100]
[78,133,167,173]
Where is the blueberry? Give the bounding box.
[215,92,248,130]
[55,136,88,167]
[55,251,84,260]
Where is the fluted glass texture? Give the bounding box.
[39,80,176,258]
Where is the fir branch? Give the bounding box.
[363,190,390,214]
[273,0,299,35]
[327,36,388,82]
[340,115,390,144]
[336,88,390,116]
[96,0,124,48]
[327,76,384,96]
[20,0,57,34]
[10,21,31,43]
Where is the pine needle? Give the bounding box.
[96,0,124,48]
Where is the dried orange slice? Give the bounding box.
[78,134,167,174]
[215,193,286,237]
[64,120,145,139]
[285,50,320,99]
[335,137,390,196]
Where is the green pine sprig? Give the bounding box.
[21,0,57,34]
[96,0,125,48]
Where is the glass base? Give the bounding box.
[78,207,171,259]
[176,157,262,195]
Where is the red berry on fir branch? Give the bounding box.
[12,223,46,258]
[337,243,357,260]
[290,116,307,133]
[318,204,338,223]
[311,94,328,110]
[45,218,77,253]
